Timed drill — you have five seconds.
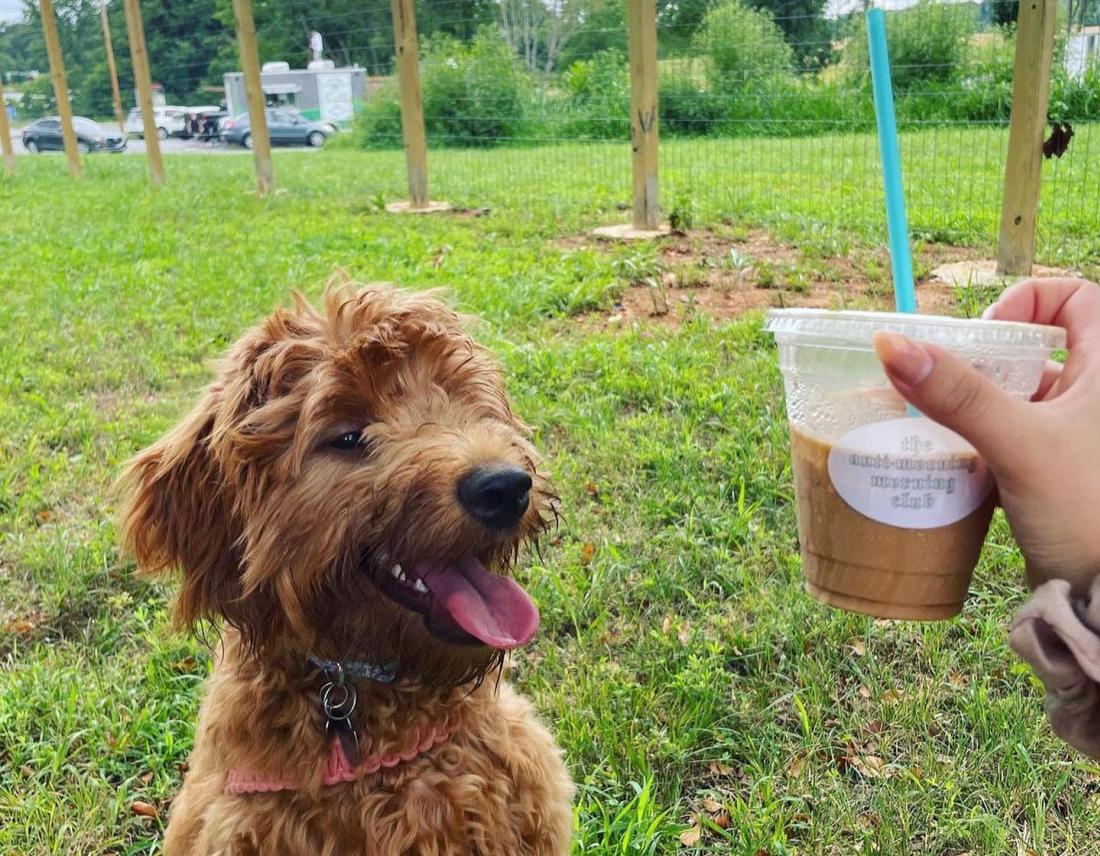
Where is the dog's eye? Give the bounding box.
[330,431,362,451]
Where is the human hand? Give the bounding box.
[873,279,1100,593]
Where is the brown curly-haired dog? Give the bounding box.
[120,285,573,855]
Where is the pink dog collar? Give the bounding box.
[224,722,454,795]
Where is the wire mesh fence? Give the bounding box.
[2,0,1099,267]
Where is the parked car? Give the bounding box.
[125,106,188,139]
[22,116,127,154]
[223,109,335,149]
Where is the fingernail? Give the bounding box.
[981,303,997,320]
[872,331,934,386]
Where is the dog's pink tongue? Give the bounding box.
[417,557,539,649]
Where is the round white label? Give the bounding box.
[826,417,993,529]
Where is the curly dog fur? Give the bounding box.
[120,285,573,855]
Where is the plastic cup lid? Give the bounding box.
[764,308,1066,354]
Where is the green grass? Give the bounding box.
[2,140,1099,855]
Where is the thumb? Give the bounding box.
[872,330,1028,468]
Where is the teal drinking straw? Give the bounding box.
[867,8,916,314]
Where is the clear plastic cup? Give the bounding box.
[765,309,1066,620]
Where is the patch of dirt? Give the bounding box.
[569,227,1008,332]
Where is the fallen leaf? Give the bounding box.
[679,825,701,846]
[856,811,880,829]
[787,754,807,777]
[173,657,198,672]
[714,810,731,829]
[848,755,886,779]
[139,771,154,785]
[858,685,871,700]
[849,639,867,657]
[701,798,722,813]
[131,801,158,819]
[2,610,45,636]
[866,720,883,734]
[678,623,692,646]
[580,543,595,565]
[881,689,902,704]
[584,482,599,499]
[662,616,673,635]
[709,761,734,776]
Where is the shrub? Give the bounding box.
[421,27,531,145]
[354,81,404,149]
[658,76,728,136]
[693,0,794,91]
[16,76,55,120]
[843,1,973,92]
[356,26,531,148]
[556,50,630,140]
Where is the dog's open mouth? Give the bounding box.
[378,556,539,650]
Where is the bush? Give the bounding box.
[658,76,728,136]
[421,28,531,145]
[843,1,973,92]
[354,81,404,149]
[356,26,531,148]
[15,76,55,120]
[1049,63,1100,122]
[556,50,630,140]
[693,0,794,91]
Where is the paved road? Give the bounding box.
[4,132,320,156]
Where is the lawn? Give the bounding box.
[2,138,1099,855]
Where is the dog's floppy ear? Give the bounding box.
[119,395,242,631]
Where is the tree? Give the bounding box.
[744,0,834,71]
[499,0,586,74]
[556,0,626,68]
[988,0,1019,28]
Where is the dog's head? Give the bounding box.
[120,285,555,685]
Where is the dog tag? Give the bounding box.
[320,675,360,768]
[329,716,361,768]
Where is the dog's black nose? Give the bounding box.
[458,465,532,530]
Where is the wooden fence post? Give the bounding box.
[593,0,666,239]
[997,0,1058,275]
[39,0,83,178]
[100,0,127,134]
[231,0,274,194]
[385,0,447,213]
[391,0,428,207]
[628,0,660,231]
[0,74,15,175]
[122,0,166,185]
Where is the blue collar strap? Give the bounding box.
[308,655,396,684]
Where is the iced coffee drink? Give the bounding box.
[765,309,1065,621]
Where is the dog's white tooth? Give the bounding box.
[398,569,407,582]
[390,564,403,579]
[413,578,428,594]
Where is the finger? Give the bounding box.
[873,331,1030,470]
[1032,359,1064,401]
[985,278,1100,350]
